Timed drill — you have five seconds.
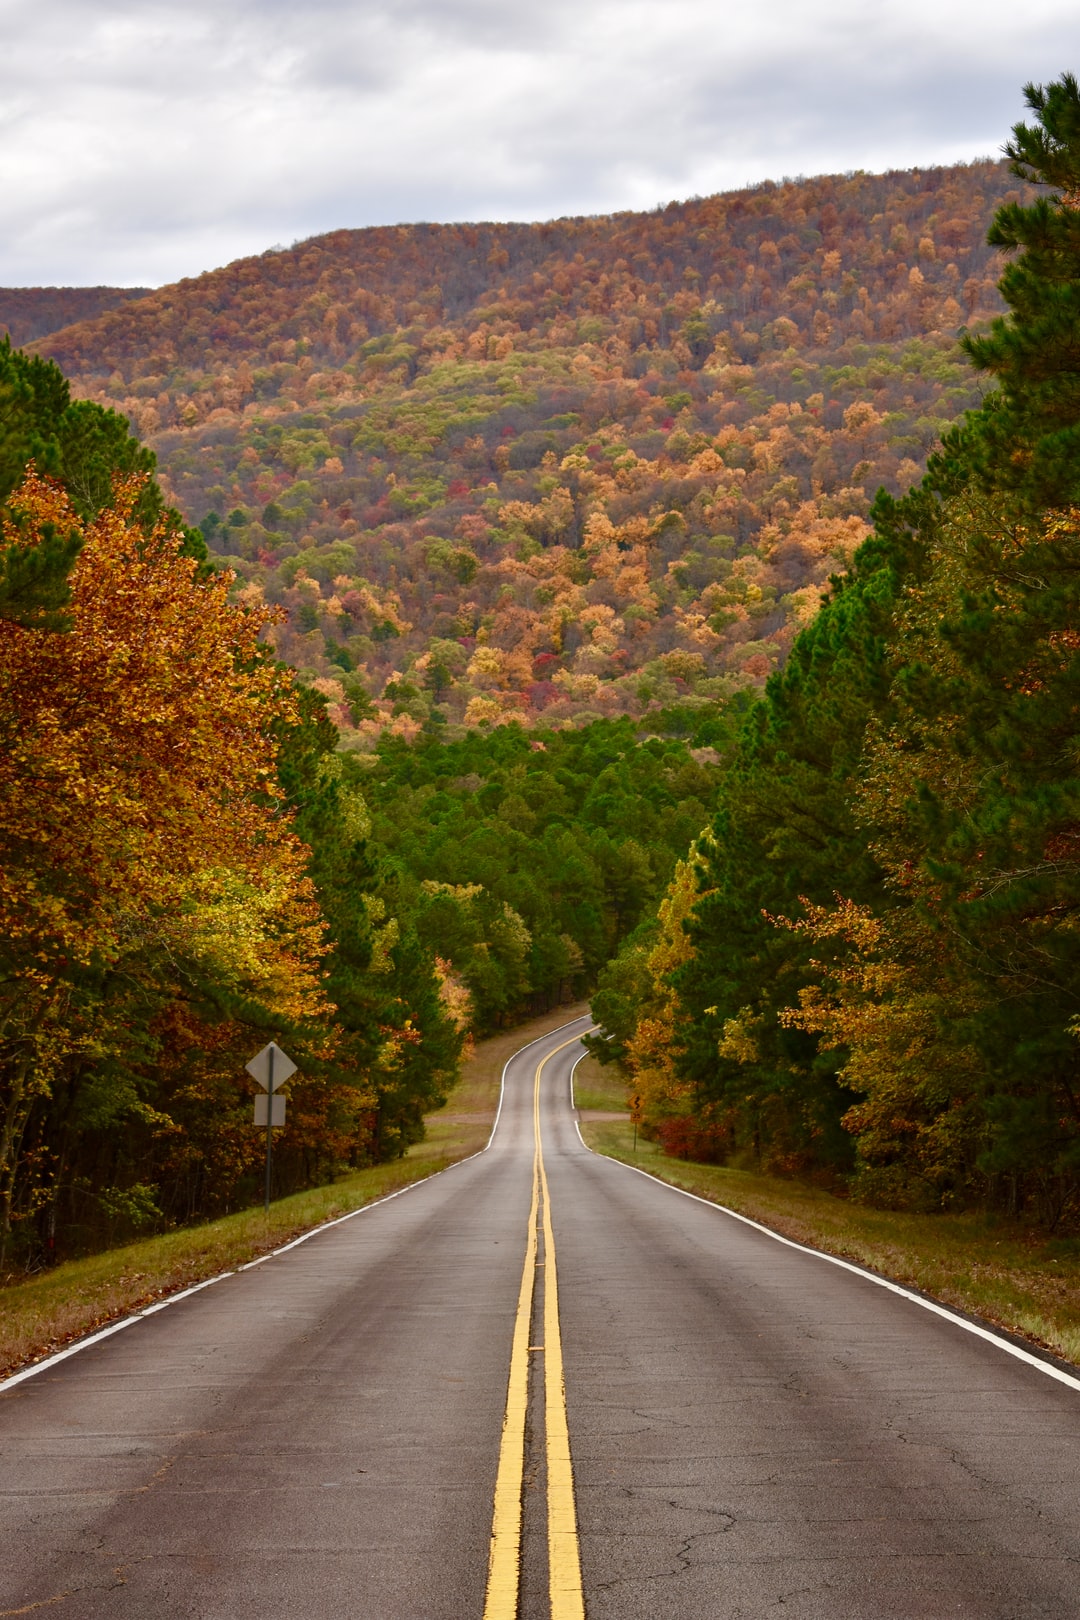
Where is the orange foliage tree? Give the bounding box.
[0,472,367,1262]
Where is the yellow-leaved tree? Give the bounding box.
[622,853,737,1160]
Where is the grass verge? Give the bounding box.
[570,1052,628,1115]
[580,1106,1080,1370]
[0,1001,588,1380]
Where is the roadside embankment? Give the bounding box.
[572,1054,1080,1369]
[0,1002,588,1379]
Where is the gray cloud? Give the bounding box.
[1,0,1078,285]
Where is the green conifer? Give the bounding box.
[951,73,1080,508]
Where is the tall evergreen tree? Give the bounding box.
[0,336,209,630]
[947,73,1080,509]
[671,509,928,1170]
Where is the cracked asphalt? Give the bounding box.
[2,1014,1079,1618]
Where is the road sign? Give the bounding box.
[247,1040,298,1214]
[254,1094,286,1128]
[246,1042,296,1092]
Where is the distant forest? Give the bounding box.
[0,286,149,348]
[22,160,1019,739]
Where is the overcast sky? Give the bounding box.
[2,0,1078,288]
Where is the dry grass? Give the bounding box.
[0,1002,588,1379]
[581,1116,1080,1369]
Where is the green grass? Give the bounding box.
[581,1118,1080,1370]
[0,1002,588,1379]
[571,1053,631,1114]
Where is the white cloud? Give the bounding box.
[1,0,1077,285]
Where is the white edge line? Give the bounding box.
[0,1012,595,1397]
[569,1048,587,1108]
[573,1111,1080,1396]
[139,1274,234,1312]
[0,1318,141,1392]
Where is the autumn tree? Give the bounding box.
[0,471,331,1260]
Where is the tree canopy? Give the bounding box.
[22,161,1023,737]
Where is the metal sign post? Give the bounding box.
[264,1043,274,1216]
[246,1042,297,1215]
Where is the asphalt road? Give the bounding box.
[2,1014,1079,1619]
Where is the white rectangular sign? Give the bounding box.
[254,1094,286,1128]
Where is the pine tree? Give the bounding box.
[671,517,927,1171]
[951,73,1080,508]
[0,336,209,624]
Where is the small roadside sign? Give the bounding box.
[254,1094,286,1128]
[246,1042,296,1092]
[247,1040,298,1214]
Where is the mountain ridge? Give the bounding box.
[27,160,1021,739]
[0,286,151,348]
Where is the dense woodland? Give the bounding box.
[5,76,1080,1271]
[28,160,1020,736]
[591,76,1080,1231]
[0,287,149,349]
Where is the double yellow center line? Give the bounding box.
[483,1035,587,1620]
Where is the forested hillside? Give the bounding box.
[0,287,149,347]
[593,75,1080,1232]
[33,162,1020,738]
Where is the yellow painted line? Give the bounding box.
[482,1031,593,1620]
[535,1041,587,1620]
[482,1126,539,1620]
